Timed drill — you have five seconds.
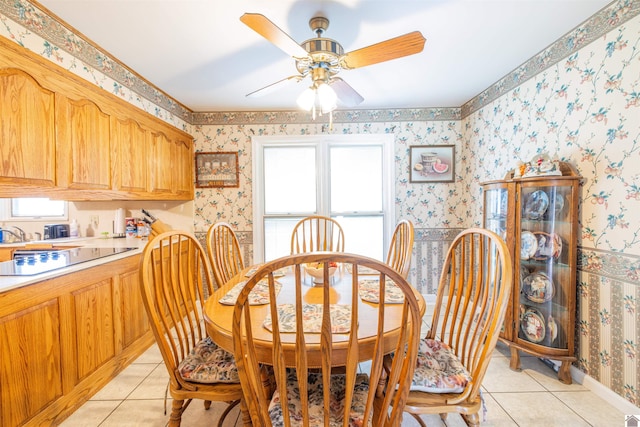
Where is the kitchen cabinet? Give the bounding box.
[0,69,56,190]
[110,116,149,194]
[482,162,581,384]
[0,254,153,427]
[56,95,112,191]
[0,36,193,201]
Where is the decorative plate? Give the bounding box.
[532,232,562,261]
[522,272,554,303]
[553,193,565,217]
[524,190,549,220]
[520,307,546,343]
[520,231,538,260]
[547,315,558,343]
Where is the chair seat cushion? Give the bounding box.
[177,336,239,384]
[268,370,370,426]
[410,338,472,393]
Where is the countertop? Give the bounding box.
[0,236,148,293]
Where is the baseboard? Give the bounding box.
[569,365,640,414]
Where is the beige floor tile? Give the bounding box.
[518,356,588,392]
[59,400,121,426]
[481,355,547,393]
[99,399,169,427]
[128,363,171,400]
[91,363,158,400]
[481,393,519,427]
[133,343,163,364]
[553,391,627,427]
[491,391,590,426]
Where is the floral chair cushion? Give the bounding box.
[177,336,239,384]
[268,370,371,426]
[410,338,472,393]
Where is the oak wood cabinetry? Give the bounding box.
[0,69,56,189]
[0,254,153,427]
[482,162,581,384]
[0,36,193,200]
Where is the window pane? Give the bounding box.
[330,146,382,212]
[337,215,384,261]
[264,147,316,214]
[264,218,299,261]
[11,198,66,218]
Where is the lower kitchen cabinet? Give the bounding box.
[0,254,153,427]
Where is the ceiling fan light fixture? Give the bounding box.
[316,82,337,114]
[297,87,316,111]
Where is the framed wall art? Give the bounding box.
[409,145,455,183]
[195,152,239,188]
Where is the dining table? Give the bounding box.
[203,263,426,368]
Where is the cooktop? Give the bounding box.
[0,247,137,276]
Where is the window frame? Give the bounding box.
[0,198,69,221]
[252,134,395,264]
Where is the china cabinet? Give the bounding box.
[482,162,580,383]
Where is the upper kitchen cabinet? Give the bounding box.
[110,116,148,195]
[55,95,112,191]
[0,36,194,201]
[0,69,56,191]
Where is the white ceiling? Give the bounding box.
[38,0,612,112]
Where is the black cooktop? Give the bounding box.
[0,247,137,276]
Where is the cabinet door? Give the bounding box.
[148,131,174,196]
[111,116,148,194]
[516,182,576,355]
[483,182,516,340]
[173,136,194,198]
[56,95,112,190]
[0,299,63,427]
[0,69,56,187]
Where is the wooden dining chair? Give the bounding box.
[386,219,415,279]
[206,222,245,287]
[290,215,345,254]
[139,231,244,427]
[403,228,512,427]
[232,252,422,426]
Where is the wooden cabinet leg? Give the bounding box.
[509,346,521,371]
[558,360,572,384]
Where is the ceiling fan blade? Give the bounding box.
[240,13,309,60]
[330,78,364,107]
[246,75,304,98]
[339,31,426,70]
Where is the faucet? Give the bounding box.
[1,226,27,243]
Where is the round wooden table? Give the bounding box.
[203,265,426,368]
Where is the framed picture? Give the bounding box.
[195,152,239,188]
[409,145,455,183]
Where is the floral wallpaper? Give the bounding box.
[1,0,639,409]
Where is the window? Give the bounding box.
[2,198,68,220]
[252,135,394,263]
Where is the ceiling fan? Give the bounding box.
[240,13,426,113]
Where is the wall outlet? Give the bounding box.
[90,215,99,227]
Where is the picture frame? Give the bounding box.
[195,152,239,188]
[409,145,455,183]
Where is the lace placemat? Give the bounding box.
[244,265,287,277]
[262,304,352,333]
[358,279,405,303]
[345,264,380,275]
[219,280,282,306]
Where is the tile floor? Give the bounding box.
[60,310,627,427]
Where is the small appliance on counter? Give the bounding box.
[44,224,70,240]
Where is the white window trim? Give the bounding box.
[0,198,69,221]
[252,134,395,264]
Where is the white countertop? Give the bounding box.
[0,236,148,293]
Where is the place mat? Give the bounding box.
[263,304,352,333]
[244,265,287,277]
[345,264,380,275]
[219,280,282,306]
[358,279,405,303]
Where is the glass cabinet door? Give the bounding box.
[517,183,573,351]
[483,184,509,239]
